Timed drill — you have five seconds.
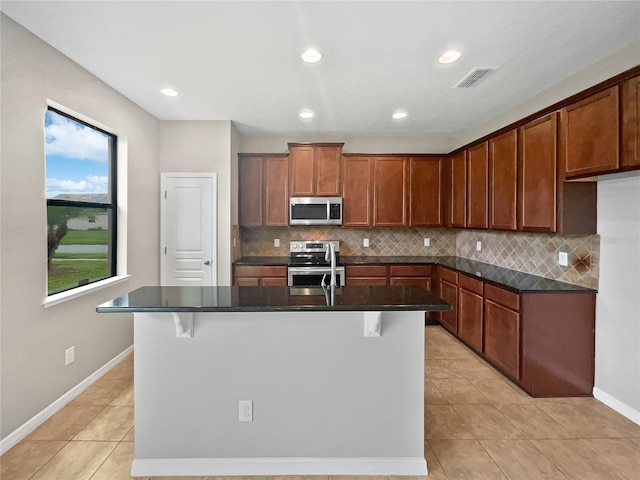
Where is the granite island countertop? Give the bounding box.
[97,285,452,313]
[234,255,596,293]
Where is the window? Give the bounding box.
[45,107,117,295]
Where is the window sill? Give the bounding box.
[43,275,131,308]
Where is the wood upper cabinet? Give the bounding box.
[622,75,640,168]
[289,143,343,196]
[518,113,558,233]
[409,157,443,227]
[561,86,619,177]
[264,156,289,226]
[467,142,489,229]
[449,151,467,228]
[489,130,517,231]
[342,156,372,227]
[239,156,264,227]
[373,157,408,226]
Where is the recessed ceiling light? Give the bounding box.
[439,50,462,64]
[392,111,408,120]
[299,109,314,119]
[160,87,178,97]
[301,48,323,64]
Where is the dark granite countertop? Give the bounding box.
[234,255,596,294]
[97,286,452,313]
[234,256,289,266]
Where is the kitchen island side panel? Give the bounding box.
[134,311,425,461]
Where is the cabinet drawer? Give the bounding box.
[346,265,387,277]
[235,266,287,278]
[390,265,432,277]
[347,277,388,286]
[439,267,458,284]
[485,284,520,311]
[459,274,483,295]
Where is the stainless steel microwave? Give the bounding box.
[289,197,342,226]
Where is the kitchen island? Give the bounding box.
[98,285,450,477]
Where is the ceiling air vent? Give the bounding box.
[454,67,498,88]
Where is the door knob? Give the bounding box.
[204,260,211,266]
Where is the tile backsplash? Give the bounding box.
[240,227,600,289]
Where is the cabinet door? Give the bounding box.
[290,146,315,196]
[622,75,640,168]
[562,86,619,177]
[450,152,467,228]
[458,286,483,352]
[518,113,558,232]
[439,280,458,333]
[409,157,442,226]
[373,157,407,226]
[238,156,263,227]
[316,145,342,196]
[489,130,517,231]
[467,142,489,229]
[484,299,520,380]
[342,157,372,227]
[264,156,289,226]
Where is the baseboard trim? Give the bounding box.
[593,387,640,425]
[131,457,428,476]
[0,345,134,455]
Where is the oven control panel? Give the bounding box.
[290,241,340,253]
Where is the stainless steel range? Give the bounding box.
[287,240,346,287]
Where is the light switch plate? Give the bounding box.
[559,251,568,267]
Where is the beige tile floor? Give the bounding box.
[2,325,639,480]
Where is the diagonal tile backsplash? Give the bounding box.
[240,227,600,289]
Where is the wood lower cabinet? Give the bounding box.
[457,275,483,352]
[484,285,520,380]
[622,75,640,168]
[345,265,387,286]
[438,267,459,333]
[233,266,287,286]
[562,86,620,178]
[489,130,517,231]
[389,265,432,291]
[409,157,442,227]
[239,154,289,227]
[467,142,489,229]
[373,157,407,226]
[342,156,372,227]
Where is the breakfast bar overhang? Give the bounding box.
[97,285,451,477]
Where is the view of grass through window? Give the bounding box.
[45,108,116,295]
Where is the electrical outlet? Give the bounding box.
[65,346,75,366]
[239,400,253,422]
[363,238,370,247]
[273,238,280,247]
[558,251,569,267]
[476,241,482,252]
[423,237,430,247]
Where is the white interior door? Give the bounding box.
[161,173,217,286]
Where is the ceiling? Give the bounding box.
[2,1,639,138]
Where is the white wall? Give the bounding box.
[0,15,160,439]
[159,121,234,285]
[457,41,640,149]
[595,172,640,423]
